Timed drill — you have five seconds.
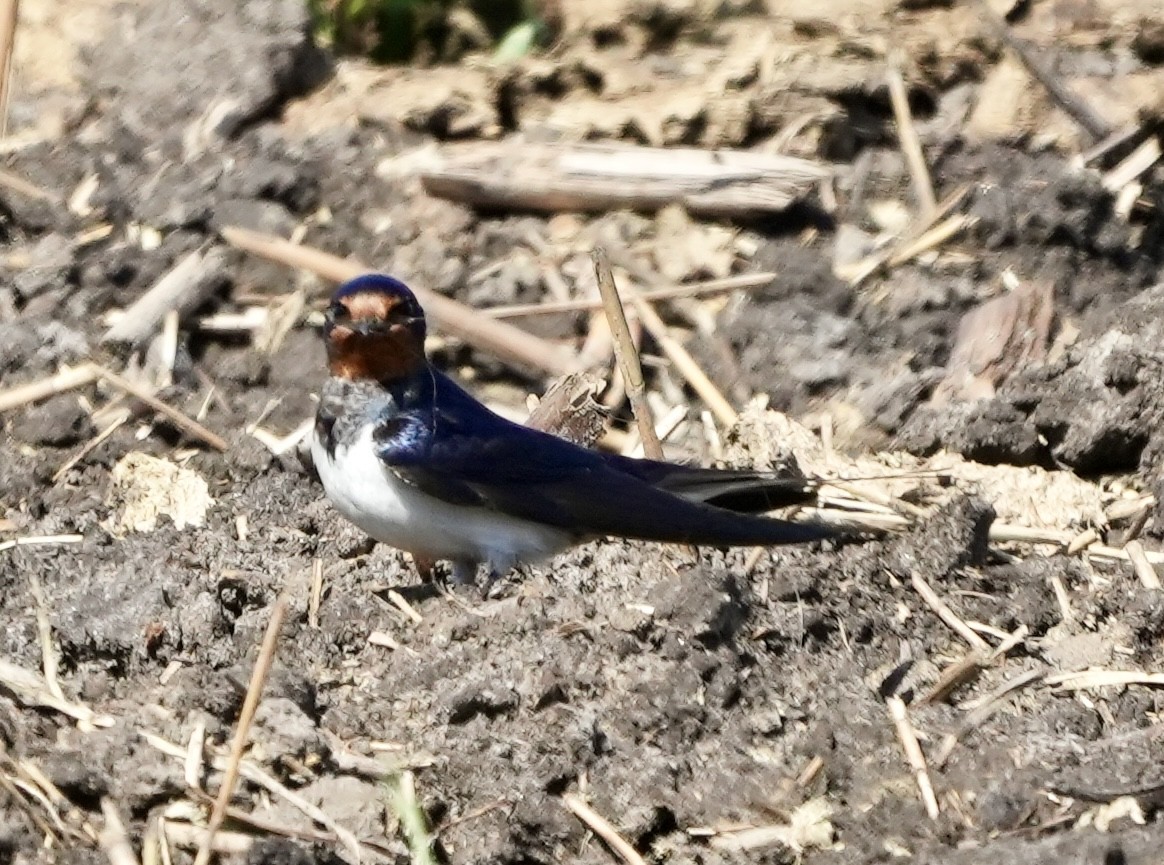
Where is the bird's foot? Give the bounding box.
[479,569,504,600]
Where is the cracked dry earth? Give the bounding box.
[3,0,1164,863]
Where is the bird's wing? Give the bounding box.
[372,375,831,546]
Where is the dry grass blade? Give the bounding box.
[221,225,578,376]
[921,652,987,705]
[194,597,287,865]
[563,793,648,865]
[886,214,975,269]
[990,522,1164,567]
[483,272,776,318]
[1046,670,1164,690]
[976,0,1111,141]
[0,658,113,727]
[0,165,59,202]
[1101,135,1162,193]
[185,722,206,789]
[250,417,314,456]
[100,799,141,865]
[0,533,83,554]
[593,248,662,460]
[841,185,972,285]
[0,0,18,138]
[308,558,324,628]
[935,668,1046,766]
[887,51,936,217]
[95,365,229,452]
[387,589,423,624]
[102,246,229,344]
[886,695,940,820]
[26,572,62,701]
[140,731,364,861]
[910,571,991,653]
[0,363,101,413]
[162,823,253,855]
[707,799,834,853]
[53,414,129,483]
[1066,527,1100,555]
[631,296,736,427]
[1123,541,1162,590]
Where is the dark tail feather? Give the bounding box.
[602,454,819,513]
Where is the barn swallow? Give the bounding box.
[311,274,835,585]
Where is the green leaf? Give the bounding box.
[493,19,539,63]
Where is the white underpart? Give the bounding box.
[312,424,574,573]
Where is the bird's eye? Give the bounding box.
[326,302,348,322]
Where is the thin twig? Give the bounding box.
[387,589,423,624]
[841,184,972,285]
[95,365,229,452]
[99,799,141,865]
[435,798,511,836]
[563,793,648,865]
[0,533,83,554]
[1047,669,1164,690]
[141,730,364,861]
[221,225,578,376]
[1124,541,1162,590]
[935,667,1046,765]
[185,721,206,790]
[308,558,324,628]
[161,823,253,855]
[26,573,62,701]
[886,695,940,820]
[194,597,287,865]
[102,246,229,344]
[886,214,975,269]
[631,295,737,427]
[482,272,776,318]
[977,0,1111,141]
[593,248,662,459]
[910,571,991,653]
[53,413,129,483]
[0,166,59,202]
[601,247,739,426]
[1101,135,1162,193]
[887,51,936,217]
[921,652,986,705]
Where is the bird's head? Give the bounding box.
[322,274,428,382]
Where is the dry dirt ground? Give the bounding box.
[3,0,1164,863]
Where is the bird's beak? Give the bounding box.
[350,319,388,336]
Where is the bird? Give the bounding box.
[311,273,837,586]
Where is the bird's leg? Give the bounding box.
[480,554,521,599]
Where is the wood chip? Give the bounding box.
[420,140,830,219]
